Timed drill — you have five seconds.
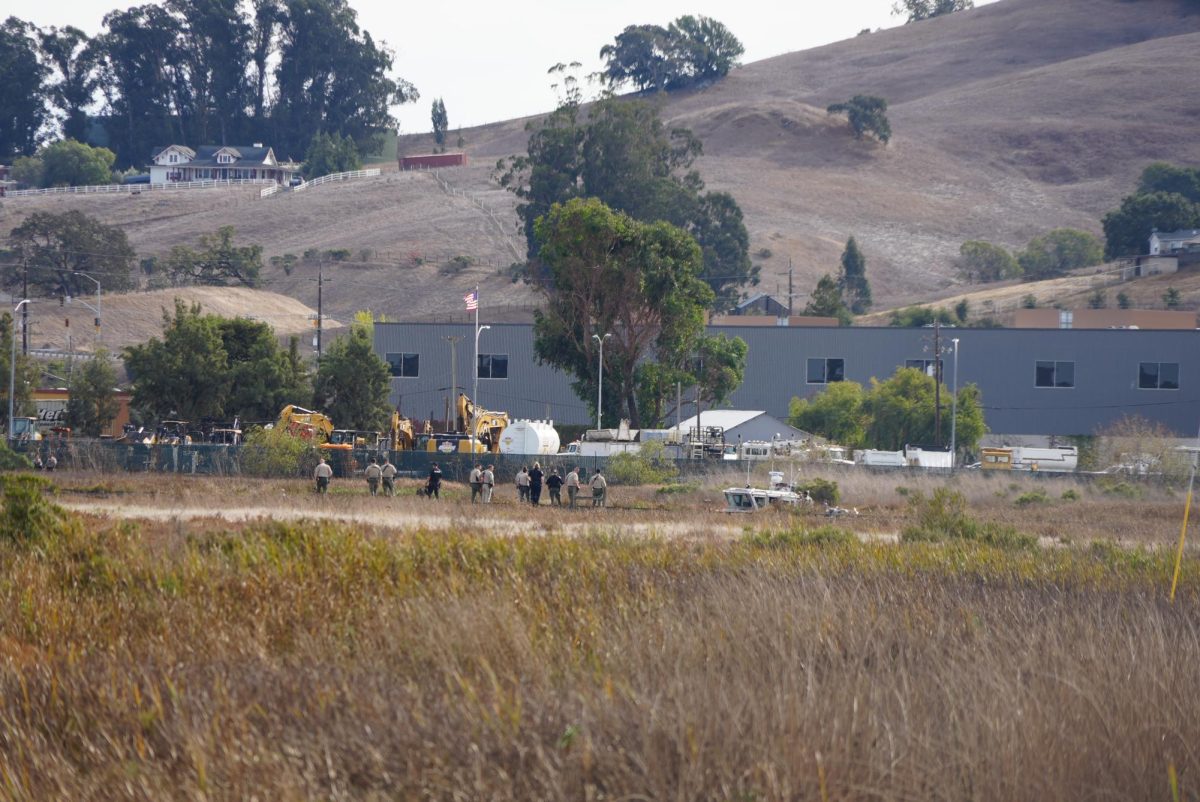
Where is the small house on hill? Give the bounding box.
[672,410,807,444]
[1149,229,1200,256]
[733,292,789,317]
[149,144,299,184]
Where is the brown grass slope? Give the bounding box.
[3,0,1200,327]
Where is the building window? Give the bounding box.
[478,354,508,379]
[1139,361,1179,390]
[386,352,419,378]
[1059,310,1073,329]
[169,153,177,163]
[1035,360,1074,388]
[905,358,942,377]
[807,357,845,384]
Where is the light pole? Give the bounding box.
[592,332,611,430]
[71,271,101,347]
[472,324,490,450]
[9,299,30,443]
[950,338,960,468]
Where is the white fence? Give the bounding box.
[7,178,276,198]
[262,168,382,199]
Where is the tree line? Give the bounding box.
[0,0,417,169]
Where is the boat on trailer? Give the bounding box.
[722,486,809,513]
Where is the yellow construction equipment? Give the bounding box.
[276,405,334,443]
[434,392,508,454]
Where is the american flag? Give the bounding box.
[464,290,478,311]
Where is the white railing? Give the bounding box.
[260,184,284,199]
[287,168,381,195]
[7,178,276,198]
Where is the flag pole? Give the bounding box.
[471,285,479,453]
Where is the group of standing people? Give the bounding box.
[314,456,608,507]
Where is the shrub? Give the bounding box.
[607,441,678,485]
[0,474,67,545]
[902,487,1036,550]
[795,477,839,505]
[440,255,474,276]
[0,440,32,471]
[656,483,698,495]
[1014,489,1049,506]
[241,426,320,478]
[745,525,856,549]
[325,248,352,262]
[1099,479,1143,499]
[1061,488,1080,501]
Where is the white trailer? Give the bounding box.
[499,420,560,456]
[856,449,906,467]
[904,444,953,469]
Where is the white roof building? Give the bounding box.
[672,410,809,443]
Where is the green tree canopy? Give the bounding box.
[0,313,38,419]
[161,226,264,287]
[37,25,99,142]
[826,95,891,143]
[887,306,957,327]
[958,240,1021,282]
[532,197,726,428]
[803,274,852,325]
[1137,162,1200,203]
[124,301,310,424]
[312,323,390,431]
[65,350,119,437]
[788,380,867,447]
[894,0,974,22]
[498,93,755,309]
[34,139,116,188]
[600,15,743,93]
[838,236,872,314]
[1017,228,1105,279]
[6,210,136,297]
[1102,191,1200,259]
[302,131,361,178]
[0,17,49,160]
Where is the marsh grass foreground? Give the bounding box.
[0,471,1198,799]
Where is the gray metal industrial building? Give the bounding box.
[375,322,1200,437]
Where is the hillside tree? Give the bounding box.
[6,210,137,297]
[34,139,116,188]
[863,367,985,452]
[600,15,743,93]
[0,17,49,160]
[532,198,730,428]
[894,0,974,22]
[1137,162,1200,203]
[312,323,390,431]
[958,240,1020,282]
[431,98,448,148]
[302,131,361,177]
[826,95,891,143]
[37,25,99,142]
[498,94,755,309]
[161,226,264,287]
[65,351,119,437]
[1017,228,1104,279]
[837,236,872,313]
[803,274,852,326]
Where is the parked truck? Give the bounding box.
[981,446,1078,473]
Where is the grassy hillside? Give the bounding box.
[2,0,1199,327]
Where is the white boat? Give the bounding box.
[723,486,809,513]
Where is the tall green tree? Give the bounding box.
[532,198,721,428]
[65,351,119,437]
[499,94,755,309]
[312,323,390,431]
[161,226,264,287]
[0,17,49,160]
[35,139,116,188]
[167,0,254,145]
[37,25,99,143]
[837,236,872,314]
[431,98,448,148]
[1137,162,1200,203]
[600,15,742,92]
[302,131,361,177]
[863,367,985,451]
[1017,228,1104,279]
[1102,191,1200,259]
[0,313,38,419]
[893,0,974,22]
[272,0,416,156]
[803,274,851,325]
[7,210,137,297]
[826,95,891,143]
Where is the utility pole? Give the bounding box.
[787,261,794,316]
[21,258,28,355]
[933,320,942,447]
[316,262,324,360]
[443,335,462,431]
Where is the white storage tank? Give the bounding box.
[499,419,561,455]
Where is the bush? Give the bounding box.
[656,483,698,495]
[1099,479,1143,499]
[241,426,320,478]
[795,477,839,505]
[325,248,352,262]
[0,473,67,545]
[1061,488,1080,501]
[1014,489,1049,506]
[902,487,1036,549]
[0,440,32,471]
[745,525,856,549]
[607,441,678,485]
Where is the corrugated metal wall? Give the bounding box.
[376,323,1200,436]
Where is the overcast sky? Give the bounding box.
[8,0,998,134]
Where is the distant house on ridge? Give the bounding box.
[149,144,300,185]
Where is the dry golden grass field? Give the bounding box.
[1,467,1198,799]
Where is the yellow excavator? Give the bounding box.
[425,392,508,454]
[276,405,334,443]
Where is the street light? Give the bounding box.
[70,271,101,347]
[471,324,490,451]
[950,338,960,468]
[592,332,611,430]
[9,299,30,443]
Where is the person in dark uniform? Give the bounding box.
[528,462,544,505]
[426,462,443,499]
[545,468,563,506]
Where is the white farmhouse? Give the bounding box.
[1148,228,1200,255]
[149,144,300,185]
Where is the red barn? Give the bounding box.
[400,153,467,170]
